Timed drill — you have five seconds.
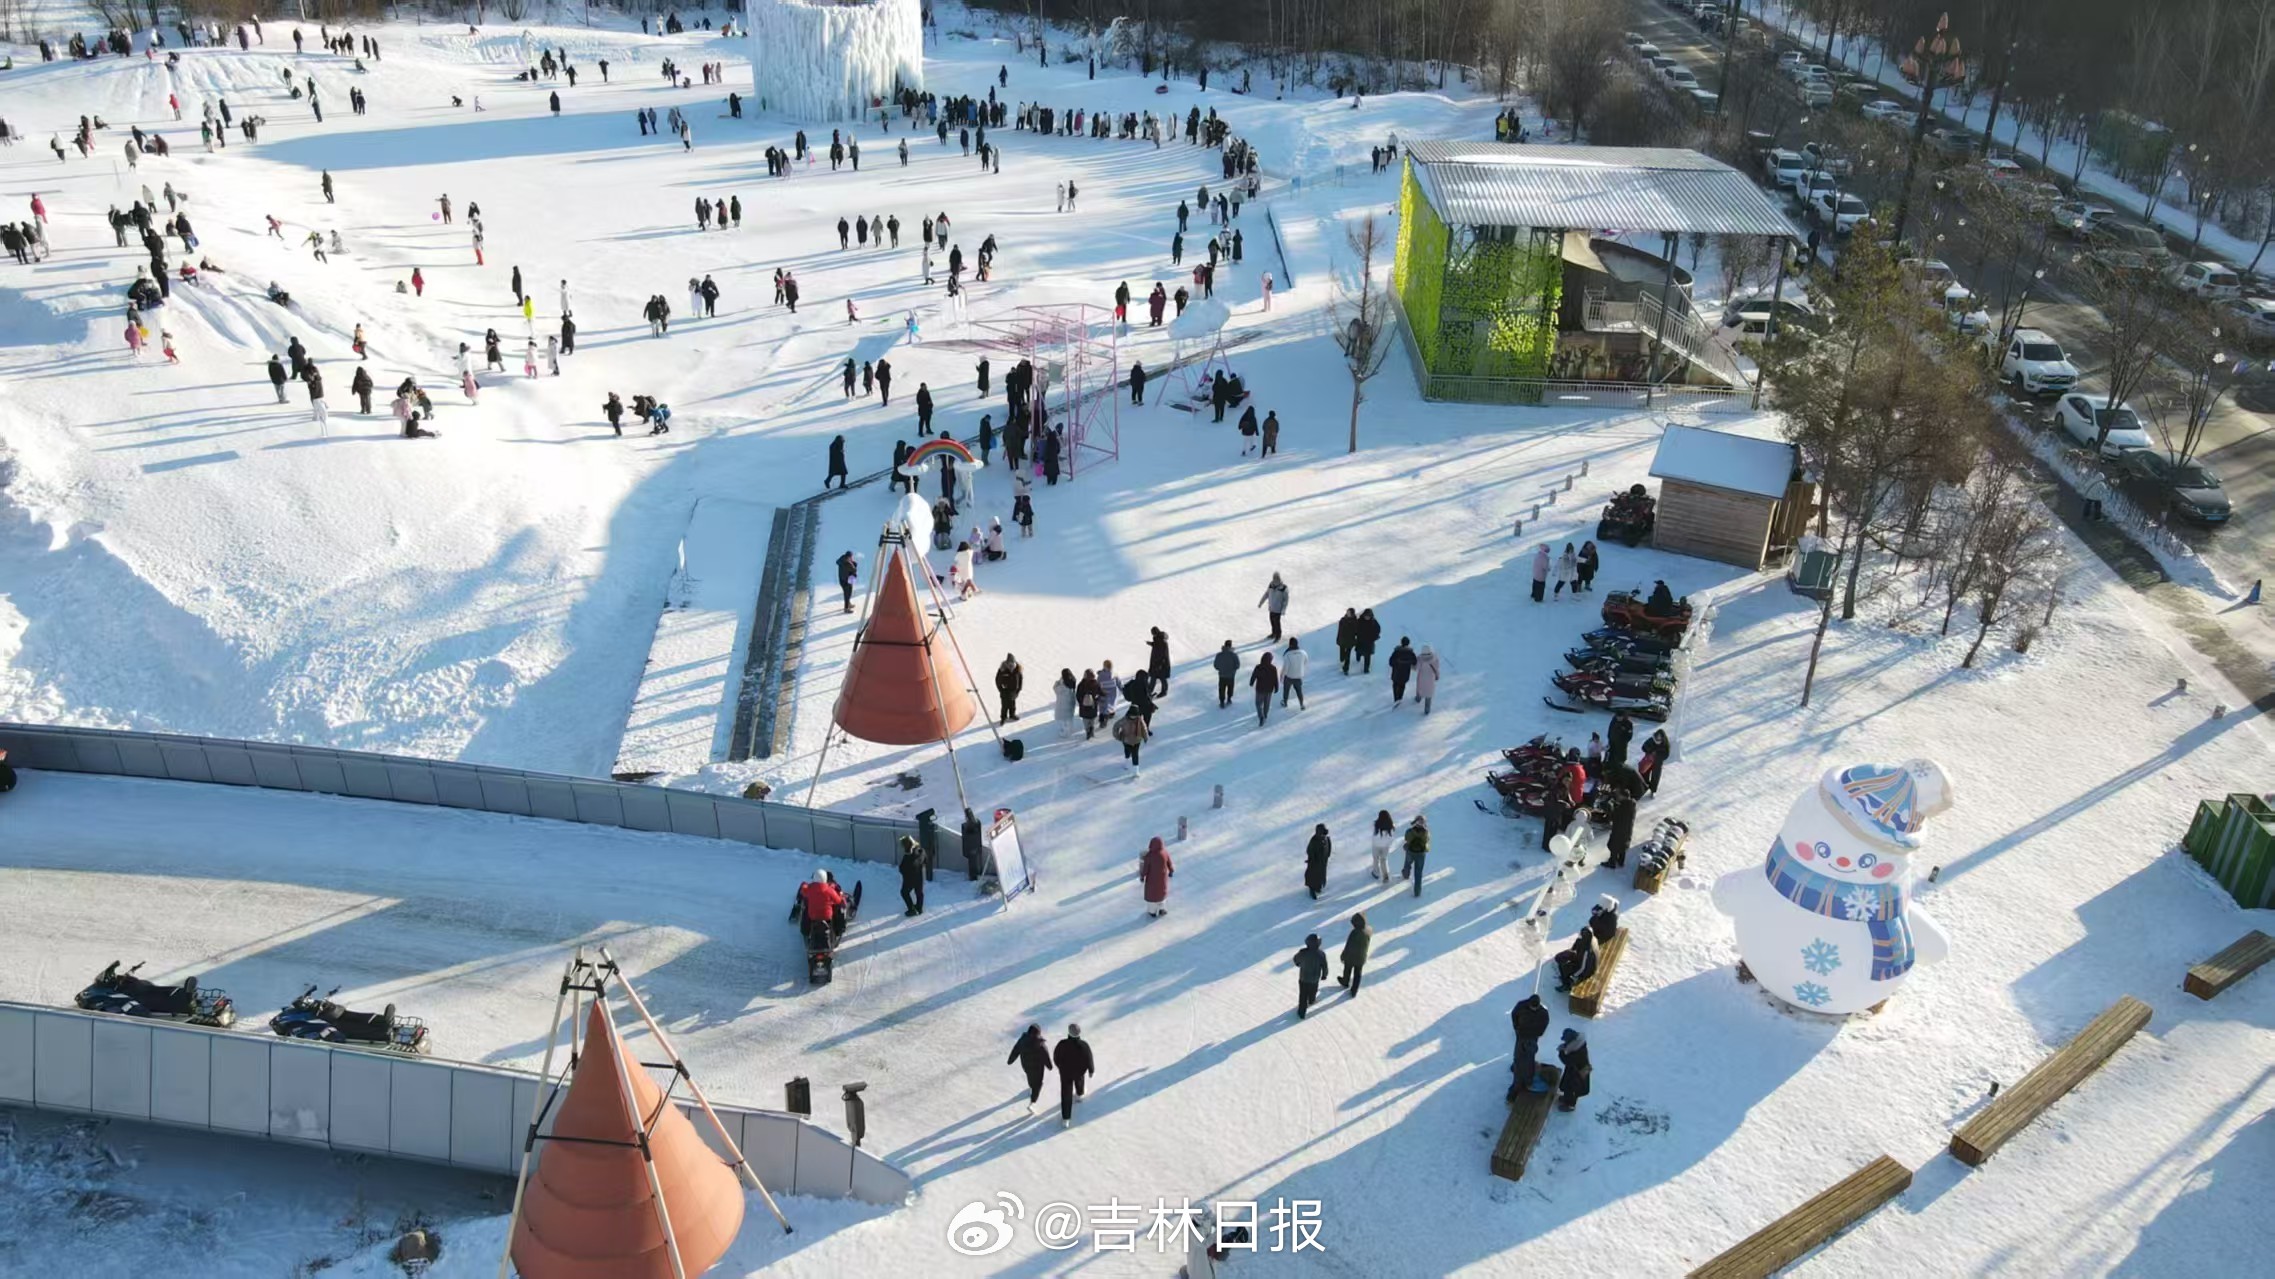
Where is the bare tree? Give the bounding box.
[1538,0,1620,135]
[1715,234,1772,309]
[2145,311,2243,466]
[2077,262,2168,449]
[1330,214,1398,455]
[1963,471,2060,668]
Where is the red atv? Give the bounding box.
[1601,587,1691,642]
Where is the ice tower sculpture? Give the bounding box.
[747,0,924,122]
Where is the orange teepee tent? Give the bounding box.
[832,544,978,746]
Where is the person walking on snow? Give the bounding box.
[1148,627,1172,695]
[1140,836,1172,917]
[1414,644,1442,715]
[1369,809,1396,880]
[1338,913,1371,995]
[1280,638,1308,709]
[523,338,537,378]
[1249,651,1279,726]
[1356,608,1381,673]
[1401,814,1430,897]
[1113,703,1147,772]
[1530,544,1551,603]
[1388,637,1418,706]
[825,436,849,490]
[1554,543,1578,598]
[1212,641,1240,708]
[1052,668,1078,737]
[1007,1025,1052,1112]
[1303,824,1332,899]
[1258,573,1289,641]
[1293,934,1329,1020]
[1076,670,1102,739]
[897,835,926,916]
[1556,1029,1592,1112]
[995,654,1024,722]
[836,550,859,613]
[1052,1026,1094,1127]
[267,353,289,401]
[1335,608,1360,675]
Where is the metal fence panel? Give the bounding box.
[202,745,259,787]
[73,735,125,774]
[389,1061,454,1161]
[791,1123,854,1197]
[717,801,774,847]
[571,783,626,827]
[619,785,672,834]
[247,748,303,790]
[114,736,168,779]
[269,1043,332,1143]
[149,1025,210,1126]
[666,791,722,840]
[429,766,488,810]
[329,1051,393,1152]
[33,1013,93,1109]
[451,1069,517,1172]
[340,758,396,801]
[0,730,73,770]
[159,744,214,783]
[0,1008,31,1102]
[386,765,439,806]
[293,752,349,796]
[743,1111,801,1196]
[476,772,533,816]
[89,1020,152,1119]
[208,1035,270,1134]
[811,812,856,860]
[525,779,579,822]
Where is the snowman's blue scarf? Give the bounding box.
[1764,838,1914,980]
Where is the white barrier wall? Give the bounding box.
[0,1002,912,1205]
[747,0,923,122]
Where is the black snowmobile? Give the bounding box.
[1544,671,1672,720]
[789,876,864,985]
[75,961,236,1026]
[270,986,430,1054]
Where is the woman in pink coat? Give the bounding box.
[1140,836,1173,918]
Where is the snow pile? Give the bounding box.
[746,0,923,122]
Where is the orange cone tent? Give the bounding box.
[510,1002,746,1279]
[832,544,978,745]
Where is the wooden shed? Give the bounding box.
[1648,425,1801,569]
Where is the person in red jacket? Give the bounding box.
[1140,836,1173,918]
[797,870,847,942]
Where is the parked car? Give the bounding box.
[2053,394,2153,457]
[1861,99,1910,122]
[1801,81,1835,108]
[1722,293,1822,336]
[1664,66,1702,92]
[1649,54,1679,75]
[1926,126,1978,157]
[2214,296,2275,347]
[1791,169,1840,206]
[1809,190,1871,234]
[2006,181,2065,213]
[1762,148,1808,189]
[1802,141,1852,176]
[2171,260,2243,299]
[2114,451,2231,524]
[1687,88,1722,113]
[1899,257,1959,291]
[1941,285,1992,336]
[1634,41,1661,59]
[1625,32,1650,48]
[2086,248,2159,281]
[1980,157,2025,184]
[2050,201,2115,238]
[1777,51,1806,73]
[1988,328,2079,396]
[2087,219,2171,266]
[1837,79,1881,100]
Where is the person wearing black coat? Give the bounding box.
[1508,994,1551,1098]
[1212,640,1241,708]
[1076,670,1102,739]
[1386,637,1417,705]
[897,834,926,916]
[1147,627,1171,694]
[1606,711,1635,769]
[1123,667,1158,731]
[1355,608,1381,673]
[1338,913,1371,995]
[995,654,1024,722]
[1007,1024,1052,1110]
[976,356,990,396]
[826,435,849,490]
[836,550,859,613]
[915,383,934,435]
[350,365,374,414]
[1639,729,1670,796]
[1553,927,1599,992]
[1556,1028,1592,1111]
[1335,607,1360,674]
[1051,1025,1094,1125]
[890,439,911,494]
[1587,897,1620,944]
[1302,824,1331,899]
[1293,934,1329,1019]
[977,415,994,465]
[1603,790,1637,869]
[560,314,577,355]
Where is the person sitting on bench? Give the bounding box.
[1586,896,1619,945]
[1554,927,1599,992]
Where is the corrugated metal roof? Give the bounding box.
[1404,142,1797,239]
[1649,424,1796,498]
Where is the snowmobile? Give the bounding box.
[75,961,236,1027]
[1601,588,1691,641]
[790,877,863,986]
[1499,735,1569,770]
[1485,769,1555,816]
[1544,672,1672,720]
[1594,484,1657,547]
[1578,626,1677,657]
[1553,666,1674,700]
[269,986,431,1054]
[1563,645,1674,679]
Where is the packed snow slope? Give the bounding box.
[0,8,1470,770]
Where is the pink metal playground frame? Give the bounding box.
[967,303,1121,479]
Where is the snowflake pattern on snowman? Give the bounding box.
[1713,759,1955,1016]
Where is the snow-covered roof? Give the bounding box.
[1403,142,1796,239]
[1649,424,1795,499]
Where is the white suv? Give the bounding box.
[1990,328,2079,396]
[2171,260,2242,299]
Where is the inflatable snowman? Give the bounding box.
[1713,760,1954,1015]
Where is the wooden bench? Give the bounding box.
[1567,928,1628,1018]
[2184,930,2275,1000]
[1490,1064,1562,1181]
[1635,860,1672,895]
[1688,1155,1912,1279]
[1949,995,2151,1166]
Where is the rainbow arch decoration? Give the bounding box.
[896,437,981,476]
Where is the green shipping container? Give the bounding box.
[2186,793,2275,910]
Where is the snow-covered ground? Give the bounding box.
[2,9,2272,1277]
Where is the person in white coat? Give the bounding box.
[955,458,976,510]
[558,279,571,318]
[1369,809,1396,880]
[1530,544,1551,603]
[1414,644,1442,715]
[1053,668,1079,736]
[952,541,979,599]
[1554,543,1579,598]
[1280,637,1309,708]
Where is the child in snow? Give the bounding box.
[847,297,860,324]
[161,330,178,363]
[523,338,537,378]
